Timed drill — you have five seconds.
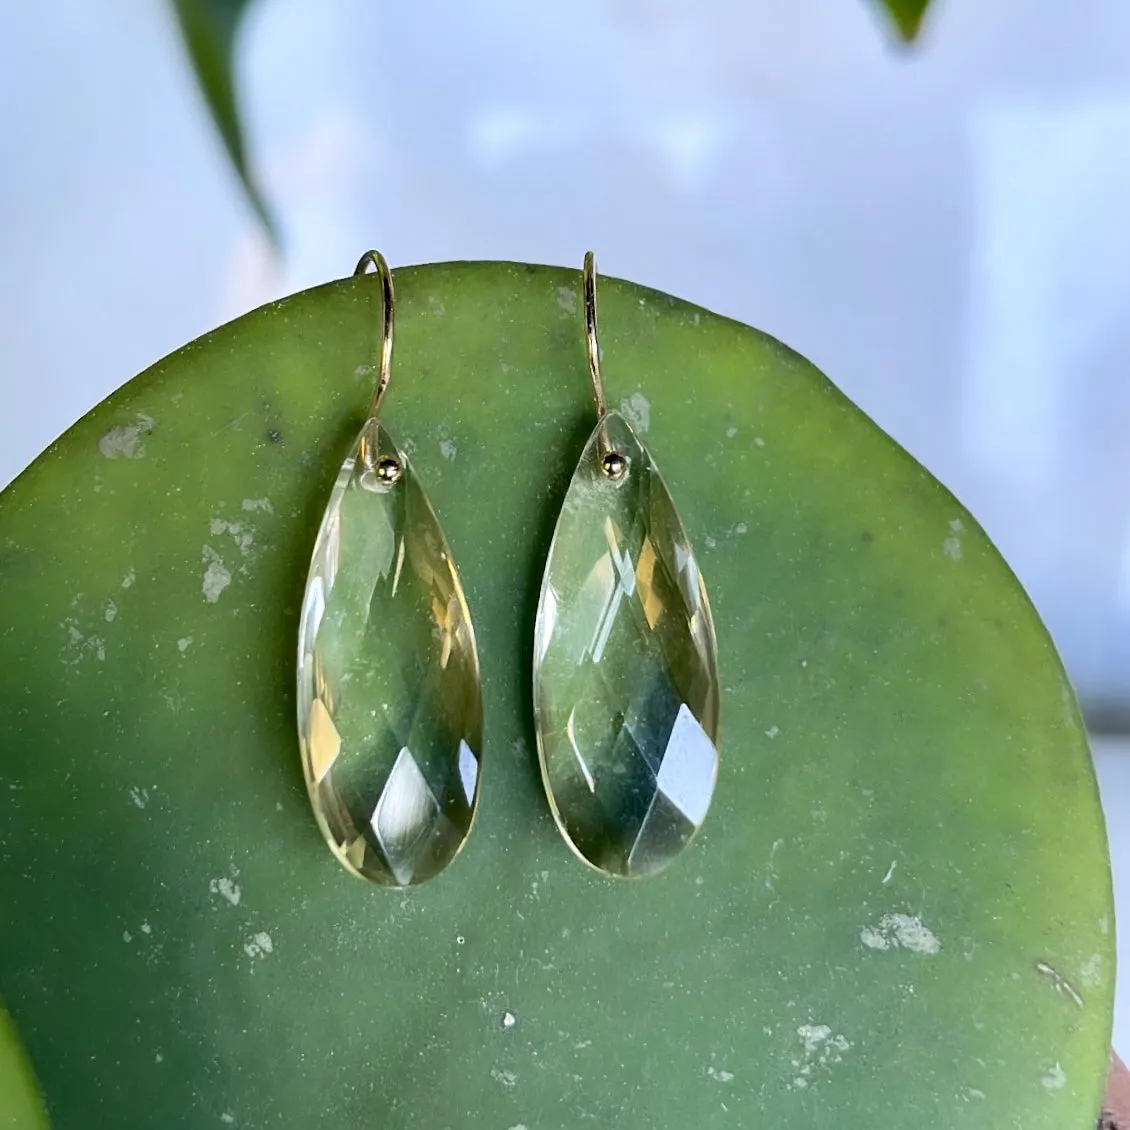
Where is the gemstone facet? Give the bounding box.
[297,418,482,886]
[533,411,720,877]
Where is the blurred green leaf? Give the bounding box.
[170,0,934,243]
[0,1001,49,1130]
[878,0,933,40]
[171,0,277,243]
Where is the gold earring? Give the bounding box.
[532,253,721,878]
[296,251,484,887]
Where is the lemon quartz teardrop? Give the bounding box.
[534,411,720,877]
[297,418,483,886]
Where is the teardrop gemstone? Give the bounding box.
[297,418,483,886]
[533,411,721,878]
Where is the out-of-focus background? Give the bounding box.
[0,0,1127,1051]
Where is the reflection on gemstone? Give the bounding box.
[307,698,342,784]
[654,704,717,827]
[533,411,721,878]
[297,417,483,887]
[457,740,479,805]
[372,747,450,887]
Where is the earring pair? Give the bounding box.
[296,252,721,886]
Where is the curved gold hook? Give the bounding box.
[583,251,606,418]
[583,252,630,481]
[354,250,395,419]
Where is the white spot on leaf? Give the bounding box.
[798,1024,832,1054]
[1041,1062,1066,1090]
[440,437,457,462]
[860,913,940,955]
[1035,961,1084,1007]
[556,286,577,315]
[243,931,273,959]
[99,414,153,459]
[943,519,965,561]
[202,546,231,603]
[860,926,888,950]
[792,1024,851,1088]
[210,519,254,556]
[241,497,273,513]
[765,838,784,891]
[61,619,106,664]
[620,392,651,433]
[210,877,242,906]
[1079,954,1103,988]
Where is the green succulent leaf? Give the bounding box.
[0,262,1111,1127]
[171,0,276,242]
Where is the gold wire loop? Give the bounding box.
[354,250,395,419]
[583,251,606,418]
[583,252,629,481]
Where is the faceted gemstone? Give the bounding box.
[297,417,483,886]
[533,411,720,878]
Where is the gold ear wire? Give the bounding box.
[583,251,605,417]
[354,250,395,420]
